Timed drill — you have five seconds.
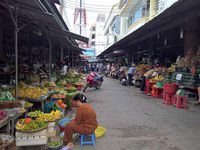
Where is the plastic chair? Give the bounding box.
[80,133,96,147]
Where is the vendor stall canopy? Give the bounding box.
[0,0,88,49]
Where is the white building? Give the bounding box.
[103,3,121,50]
[57,0,72,31]
[95,14,106,56]
[102,0,179,54]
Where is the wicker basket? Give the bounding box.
[0,116,8,128]
[0,100,21,109]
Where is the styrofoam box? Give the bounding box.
[16,129,47,137]
[16,129,48,146]
[16,135,47,146]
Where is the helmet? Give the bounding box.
[90,72,96,77]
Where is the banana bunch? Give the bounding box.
[38,110,62,122]
[18,86,48,99]
[168,64,176,73]
[151,75,164,82]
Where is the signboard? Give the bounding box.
[81,49,96,62]
[176,74,182,80]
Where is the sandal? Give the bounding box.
[60,145,74,150]
[194,101,200,105]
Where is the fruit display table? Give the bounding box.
[7,113,22,136]
[24,96,47,112]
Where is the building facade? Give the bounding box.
[103,3,122,50]
[95,14,107,56]
[102,0,179,55]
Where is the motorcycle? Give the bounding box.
[83,72,104,92]
[119,73,128,86]
[118,67,128,86]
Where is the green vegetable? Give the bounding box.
[48,141,62,147]
[27,110,43,117]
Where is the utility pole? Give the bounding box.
[80,0,82,35]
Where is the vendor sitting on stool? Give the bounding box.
[62,94,98,150]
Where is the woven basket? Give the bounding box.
[0,100,21,109]
[0,116,8,128]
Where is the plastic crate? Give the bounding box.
[16,129,47,146]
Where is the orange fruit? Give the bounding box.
[57,99,63,106]
[61,103,65,109]
[25,118,32,124]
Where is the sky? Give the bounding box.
[62,0,119,35]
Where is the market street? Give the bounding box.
[74,77,200,150]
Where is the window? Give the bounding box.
[91,26,96,31]
[92,34,95,39]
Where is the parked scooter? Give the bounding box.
[83,72,104,92]
[118,67,128,86]
[119,71,128,86]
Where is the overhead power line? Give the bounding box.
[63,1,164,13]
[63,1,164,10]
[63,5,162,14]
[64,0,114,8]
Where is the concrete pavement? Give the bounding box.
[74,77,200,150]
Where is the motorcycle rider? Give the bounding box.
[83,72,103,92]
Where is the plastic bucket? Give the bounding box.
[163,83,177,95]
[157,81,163,88]
[95,126,106,138]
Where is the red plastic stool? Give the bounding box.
[163,93,174,105]
[173,95,177,106]
[145,79,152,95]
[173,95,187,109]
[151,87,163,98]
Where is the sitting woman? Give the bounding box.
[62,95,98,150]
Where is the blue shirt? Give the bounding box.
[128,67,135,74]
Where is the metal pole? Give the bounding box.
[49,35,52,80]
[80,0,82,35]
[60,45,63,62]
[72,49,74,67]
[14,6,18,100]
[68,47,70,67]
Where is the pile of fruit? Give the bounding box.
[42,81,56,87]
[48,140,63,147]
[56,79,67,87]
[37,110,62,122]
[150,75,164,83]
[19,86,48,99]
[16,118,47,132]
[27,110,43,118]
[136,64,149,72]
[168,64,176,73]
[0,110,7,121]
[66,85,77,92]
[19,108,26,114]
[51,94,65,99]
[24,101,33,108]
[57,99,66,109]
